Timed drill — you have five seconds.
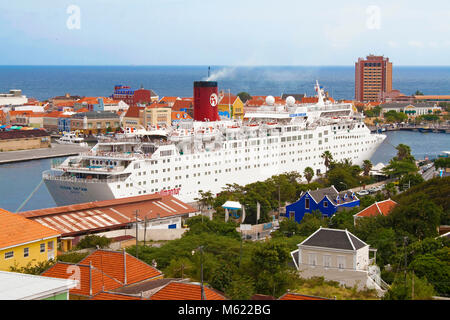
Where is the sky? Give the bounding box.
[0,0,449,66]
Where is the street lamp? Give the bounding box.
[192,246,205,300]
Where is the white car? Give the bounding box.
[356,190,369,196]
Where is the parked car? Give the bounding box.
[356,190,369,196]
[368,187,378,193]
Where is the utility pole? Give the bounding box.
[199,246,205,300]
[143,217,147,247]
[403,236,408,285]
[412,270,415,300]
[278,184,281,222]
[135,210,140,259]
[239,230,243,269]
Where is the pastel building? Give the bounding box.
[285,186,360,223]
[0,208,60,272]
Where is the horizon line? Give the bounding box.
[1,64,450,68]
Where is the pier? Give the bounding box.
[370,124,450,134]
[0,144,90,164]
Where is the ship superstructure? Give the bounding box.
[43,81,386,206]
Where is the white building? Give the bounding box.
[291,227,388,295]
[0,90,28,106]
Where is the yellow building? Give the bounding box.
[144,103,172,127]
[0,208,60,272]
[218,95,245,120]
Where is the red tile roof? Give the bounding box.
[76,107,89,113]
[79,250,162,285]
[219,95,238,105]
[41,262,123,297]
[124,106,144,118]
[172,100,193,111]
[150,281,226,300]
[159,96,180,103]
[18,194,197,237]
[0,208,60,250]
[354,199,397,218]
[278,293,329,300]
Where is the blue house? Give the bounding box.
[286,186,360,223]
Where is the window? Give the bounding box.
[305,198,310,210]
[338,256,345,269]
[40,243,45,253]
[323,201,328,208]
[4,251,14,259]
[308,253,317,266]
[323,255,331,267]
[24,247,29,258]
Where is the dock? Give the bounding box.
[0,144,90,164]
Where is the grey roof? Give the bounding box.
[300,228,367,251]
[72,111,120,119]
[114,278,181,295]
[306,186,357,206]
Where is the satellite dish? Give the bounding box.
[265,96,275,105]
[286,96,295,106]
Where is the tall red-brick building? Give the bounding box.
[355,55,392,102]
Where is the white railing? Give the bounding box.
[43,171,128,184]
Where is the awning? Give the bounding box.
[222,201,242,210]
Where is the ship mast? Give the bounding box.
[315,80,325,106]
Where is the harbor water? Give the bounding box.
[0,131,448,213]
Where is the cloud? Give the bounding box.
[388,40,400,48]
[408,41,424,48]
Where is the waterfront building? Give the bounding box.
[0,129,50,152]
[73,97,128,113]
[122,105,145,128]
[218,94,244,119]
[172,99,193,117]
[70,111,120,135]
[112,85,158,106]
[414,95,450,103]
[144,102,172,127]
[290,227,386,295]
[0,208,60,272]
[41,249,163,300]
[0,271,78,300]
[353,199,397,226]
[380,102,442,117]
[355,55,393,102]
[0,90,28,106]
[285,186,360,223]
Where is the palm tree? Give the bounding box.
[321,151,333,173]
[304,167,314,183]
[362,160,373,176]
[395,144,413,162]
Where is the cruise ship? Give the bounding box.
[43,81,386,206]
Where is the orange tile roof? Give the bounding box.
[159,96,180,103]
[0,208,60,250]
[354,199,397,218]
[79,250,162,285]
[279,293,329,300]
[246,96,266,106]
[55,101,78,107]
[90,291,144,300]
[124,106,144,118]
[172,100,192,111]
[44,111,64,118]
[150,281,226,300]
[41,262,123,297]
[219,95,238,105]
[76,107,89,113]
[172,111,192,120]
[146,102,170,109]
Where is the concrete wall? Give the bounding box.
[0,136,50,151]
[299,247,355,270]
[96,227,187,243]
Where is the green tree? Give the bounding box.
[383,272,435,300]
[297,211,329,236]
[237,92,252,103]
[414,90,424,96]
[225,275,255,300]
[303,167,314,183]
[398,173,424,191]
[76,235,112,249]
[210,262,235,293]
[434,157,450,169]
[321,151,333,174]
[394,144,414,162]
[9,259,56,275]
[362,160,373,176]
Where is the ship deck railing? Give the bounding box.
[51,163,126,173]
[43,171,128,183]
[79,151,150,160]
